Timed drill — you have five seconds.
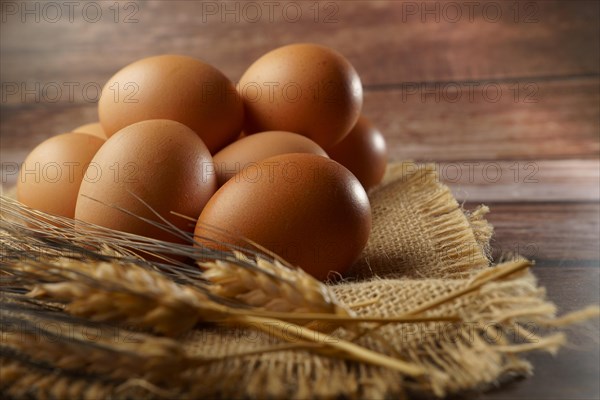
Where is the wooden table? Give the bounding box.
[1,1,598,398]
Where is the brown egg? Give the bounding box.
[238,43,363,148]
[17,133,105,218]
[98,55,243,153]
[73,122,107,139]
[213,131,328,186]
[75,119,217,242]
[195,153,371,280]
[326,116,387,191]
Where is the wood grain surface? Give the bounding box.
[1,1,598,398]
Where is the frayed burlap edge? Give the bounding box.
[350,162,493,280]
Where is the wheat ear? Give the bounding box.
[1,321,190,386]
[10,258,227,336]
[0,359,115,400]
[200,251,351,316]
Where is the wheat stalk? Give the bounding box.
[4,249,598,385]
[3,255,432,376]
[7,195,594,382]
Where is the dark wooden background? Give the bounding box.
[1,1,598,398]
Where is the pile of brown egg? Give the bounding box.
[17,43,387,280]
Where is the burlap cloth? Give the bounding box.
[1,163,567,399]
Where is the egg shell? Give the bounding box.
[239,43,363,148]
[326,116,387,191]
[98,54,244,153]
[73,122,107,139]
[17,133,105,218]
[213,131,328,186]
[195,153,371,280]
[75,119,217,242]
